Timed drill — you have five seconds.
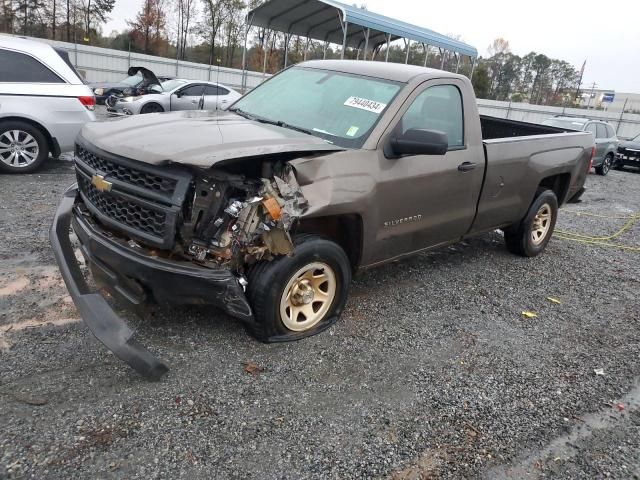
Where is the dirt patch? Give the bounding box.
[0,277,30,297]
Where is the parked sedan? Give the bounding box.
[106,79,242,115]
[90,67,173,105]
[543,116,618,175]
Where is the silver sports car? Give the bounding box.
[106,78,242,115]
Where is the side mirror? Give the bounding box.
[390,129,449,156]
[175,90,183,98]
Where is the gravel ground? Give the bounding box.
[1,157,639,479]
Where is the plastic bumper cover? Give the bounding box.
[50,186,253,380]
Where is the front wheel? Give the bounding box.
[140,103,164,114]
[504,189,558,257]
[246,235,351,342]
[595,154,613,176]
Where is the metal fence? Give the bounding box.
[25,36,267,91]
[12,36,640,139]
[477,99,640,140]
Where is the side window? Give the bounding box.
[400,84,464,148]
[606,125,616,138]
[180,85,205,96]
[205,85,229,96]
[585,123,597,137]
[0,49,64,83]
[596,124,607,139]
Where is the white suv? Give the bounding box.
[0,35,96,173]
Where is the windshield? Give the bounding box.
[633,133,640,142]
[543,118,588,130]
[161,79,187,91]
[121,73,143,86]
[230,67,403,148]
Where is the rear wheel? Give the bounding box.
[246,235,351,342]
[140,103,164,114]
[595,154,613,176]
[0,121,49,174]
[504,189,558,257]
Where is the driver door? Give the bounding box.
[171,84,205,111]
[371,80,485,263]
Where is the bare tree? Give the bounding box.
[175,0,197,60]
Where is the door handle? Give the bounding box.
[458,162,477,172]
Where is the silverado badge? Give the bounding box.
[91,174,112,192]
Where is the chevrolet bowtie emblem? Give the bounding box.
[91,174,112,192]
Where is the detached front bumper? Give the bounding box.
[50,186,253,380]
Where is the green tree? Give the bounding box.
[472,62,491,99]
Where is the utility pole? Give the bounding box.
[586,82,597,109]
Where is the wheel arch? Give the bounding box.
[538,173,571,205]
[296,214,363,271]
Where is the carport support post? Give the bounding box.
[284,33,290,68]
[303,37,310,61]
[363,28,370,60]
[241,15,253,93]
[455,54,460,73]
[262,44,268,77]
[440,48,445,69]
[323,41,328,59]
[405,39,411,64]
[470,57,476,79]
[340,20,349,59]
[423,44,429,67]
[385,33,391,62]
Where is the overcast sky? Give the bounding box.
[105,0,640,93]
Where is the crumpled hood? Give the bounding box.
[80,110,345,168]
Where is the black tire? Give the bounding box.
[612,157,624,171]
[595,154,613,176]
[140,103,164,114]
[504,189,558,257]
[0,120,49,174]
[246,235,351,342]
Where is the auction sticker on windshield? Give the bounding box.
[344,97,387,114]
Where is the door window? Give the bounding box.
[0,49,64,83]
[596,124,607,139]
[204,85,229,96]
[179,85,205,96]
[400,85,464,148]
[585,123,597,137]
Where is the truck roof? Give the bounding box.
[298,60,467,83]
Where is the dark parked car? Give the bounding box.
[543,116,618,175]
[616,132,640,171]
[90,66,172,105]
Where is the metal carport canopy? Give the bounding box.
[247,0,478,58]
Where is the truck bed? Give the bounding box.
[480,115,568,140]
[472,115,594,234]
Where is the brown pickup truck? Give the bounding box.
[51,60,594,379]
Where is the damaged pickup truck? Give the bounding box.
[51,60,595,379]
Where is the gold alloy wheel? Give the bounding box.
[531,204,552,246]
[279,262,337,332]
